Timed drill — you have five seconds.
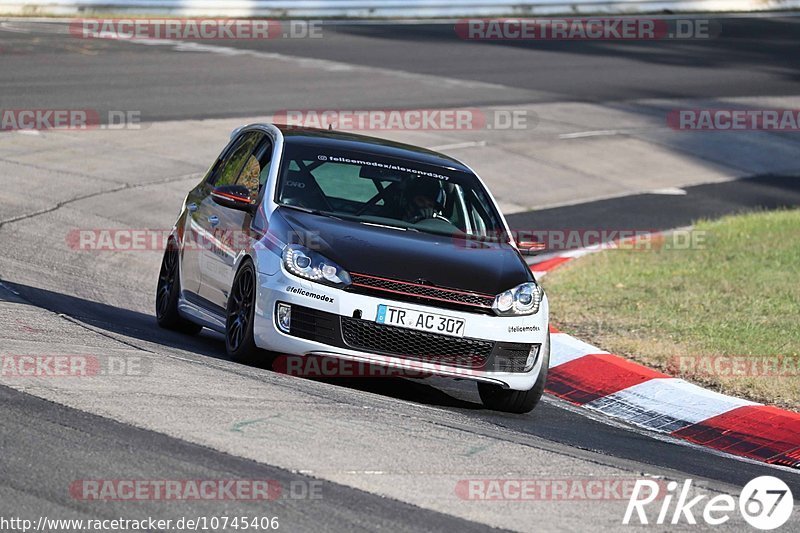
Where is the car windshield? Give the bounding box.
[275,143,506,239]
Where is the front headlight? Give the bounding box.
[282,245,351,287]
[492,282,543,316]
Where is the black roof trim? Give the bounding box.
[276,125,472,173]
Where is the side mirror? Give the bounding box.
[211,184,255,213]
[516,241,546,256]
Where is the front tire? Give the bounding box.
[225,260,260,363]
[156,241,203,335]
[478,332,550,414]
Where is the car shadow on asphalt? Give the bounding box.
[3,281,230,358]
[310,375,484,410]
[2,281,484,410]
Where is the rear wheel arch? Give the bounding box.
[155,237,203,335]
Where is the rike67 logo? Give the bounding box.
[624,476,794,529]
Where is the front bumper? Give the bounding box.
[252,267,549,391]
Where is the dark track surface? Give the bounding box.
[507,174,800,252]
[0,383,498,532]
[2,17,800,121]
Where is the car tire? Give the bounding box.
[478,332,550,414]
[225,260,261,364]
[155,241,203,335]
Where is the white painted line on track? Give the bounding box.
[650,187,687,195]
[559,129,628,139]
[430,140,487,151]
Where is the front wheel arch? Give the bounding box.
[478,332,550,414]
[225,258,262,363]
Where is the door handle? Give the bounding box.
[187,203,198,213]
[207,215,220,227]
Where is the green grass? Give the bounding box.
[542,209,800,409]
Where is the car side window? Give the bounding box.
[211,132,263,188]
[237,155,261,202]
[255,139,274,191]
[466,189,496,237]
[235,138,273,203]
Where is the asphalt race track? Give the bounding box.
[3,17,800,120]
[1,17,800,531]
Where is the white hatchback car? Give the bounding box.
[156,124,550,413]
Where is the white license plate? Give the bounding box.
[376,304,465,337]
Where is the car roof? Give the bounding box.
[275,125,472,173]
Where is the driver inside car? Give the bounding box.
[403,176,446,222]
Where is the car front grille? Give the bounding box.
[348,273,495,314]
[282,304,535,373]
[341,316,494,369]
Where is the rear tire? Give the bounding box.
[225,260,260,364]
[155,241,203,335]
[478,332,550,414]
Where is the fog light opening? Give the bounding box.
[524,344,541,372]
[277,303,291,333]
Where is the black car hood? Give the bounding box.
[273,207,533,295]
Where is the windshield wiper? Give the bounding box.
[361,221,419,232]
